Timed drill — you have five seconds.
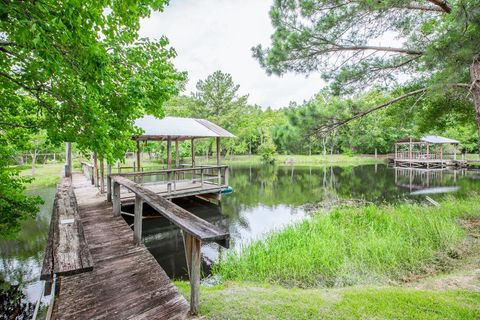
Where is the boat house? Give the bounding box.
[392,135,466,169]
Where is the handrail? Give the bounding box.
[111,176,229,244]
[112,165,228,177]
[110,175,229,315]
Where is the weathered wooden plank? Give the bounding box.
[51,173,189,320]
[41,179,94,280]
[112,176,229,245]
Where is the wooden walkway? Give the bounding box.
[51,173,189,320]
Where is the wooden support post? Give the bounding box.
[64,142,72,177]
[182,232,201,315]
[136,140,141,172]
[394,143,398,166]
[191,138,196,181]
[440,145,444,166]
[167,138,172,169]
[175,139,179,168]
[191,138,196,167]
[374,148,377,159]
[225,167,229,186]
[113,182,121,216]
[107,164,112,202]
[216,137,221,165]
[99,157,105,194]
[134,194,143,245]
[409,138,412,160]
[93,152,99,187]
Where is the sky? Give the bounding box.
[139,0,325,109]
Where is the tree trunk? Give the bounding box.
[31,152,37,176]
[470,56,480,155]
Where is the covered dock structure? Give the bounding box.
[133,115,235,170]
[392,135,467,169]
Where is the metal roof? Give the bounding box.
[396,135,460,144]
[420,135,460,144]
[134,115,236,141]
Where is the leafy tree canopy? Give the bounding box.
[1,0,185,234]
[253,0,480,148]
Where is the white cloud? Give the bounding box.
[139,0,325,109]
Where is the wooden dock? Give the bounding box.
[50,173,189,319]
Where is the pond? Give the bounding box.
[2,163,480,318]
[0,186,55,319]
[131,164,480,279]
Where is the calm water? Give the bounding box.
[0,187,55,318]
[125,164,480,279]
[2,164,480,317]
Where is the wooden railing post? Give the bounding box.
[107,165,112,202]
[200,168,204,187]
[225,167,229,186]
[113,182,121,216]
[182,232,201,315]
[167,171,172,194]
[134,194,143,245]
[217,166,221,186]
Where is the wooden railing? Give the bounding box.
[110,175,229,315]
[109,165,229,198]
[80,162,95,185]
[394,151,456,160]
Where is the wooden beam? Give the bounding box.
[65,142,72,177]
[216,137,221,165]
[136,140,141,172]
[167,138,172,169]
[93,152,99,187]
[134,194,143,245]
[183,232,201,315]
[175,139,179,168]
[99,157,105,193]
[113,182,121,216]
[191,138,196,167]
[107,164,112,202]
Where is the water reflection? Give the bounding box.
[0,187,55,318]
[134,164,480,279]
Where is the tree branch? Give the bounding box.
[402,3,444,12]
[315,88,428,135]
[0,122,38,129]
[315,82,472,136]
[331,45,424,56]
[427,0,451,13]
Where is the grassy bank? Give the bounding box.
[121,154,384,168]
[214,196,480,287]
[208,154,383,166]
[17,162,64,188]
[175,281,480,319]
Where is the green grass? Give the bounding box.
[175,281,480,319]
[16,162,65,188]
[119,154,383,168]
[214,196,480,287]
[172,154,382,167]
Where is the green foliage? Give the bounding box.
[215,195,480,287]
[253,0,480,151]
[258,139,277,164]
[0,169,42,238]
[1,0,185,234]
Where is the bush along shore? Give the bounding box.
[214,195,480,288]
[173,195,480,319]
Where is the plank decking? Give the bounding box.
[41,178,93,282]
[50,173,189,320]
